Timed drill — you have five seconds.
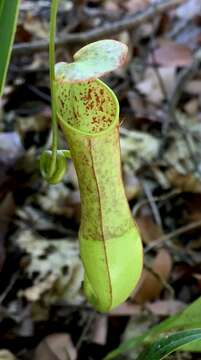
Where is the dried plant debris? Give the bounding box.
[120,111,201,194]
[120,129,161,172]
[1,0,201,358]
[15,230,84,305]
[36,183,71,215]
[0,132,24,166]
[163,113,201,192]
[34,333,77,360]
[136,67,176,105]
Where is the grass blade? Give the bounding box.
[104,296,201,359]
[0,0,21,96]
[136,329,201,360]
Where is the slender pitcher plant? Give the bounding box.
[40,0,143,312]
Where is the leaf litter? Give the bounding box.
[1,0,201,358]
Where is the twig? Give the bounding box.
[143,181,163,228]
[145,220,201,253]
[13,0,183,55]
[132,189,181,216]
[27,84,51,102]
[168,49,201,173]
[76,312,95,350]
[0,273,19,304]
[149,31,200,170]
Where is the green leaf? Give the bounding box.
[0,0,5,18]
[181,340,201,352]
[136,329,201,360]
[104,296,201,359]
[146,296,201,339]
[55,39,128,83]
[0,0,21,96]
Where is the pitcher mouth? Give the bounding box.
[55,79,119,137]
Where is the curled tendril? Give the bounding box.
[40,0,68,185]
[40,150,71,184]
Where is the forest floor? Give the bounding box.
[0,0,201,359]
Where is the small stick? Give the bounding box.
[145,220,201,253]
[13,0,183,55]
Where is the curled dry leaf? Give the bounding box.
[149,42,193,67]
[34,334,77,360]
[136,216,163,245]
[134,249,172,304]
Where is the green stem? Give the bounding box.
[49,0,59,177]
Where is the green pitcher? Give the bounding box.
[54,40,143,312]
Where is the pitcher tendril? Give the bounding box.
[49,0,59,177]
[40,0,69,184]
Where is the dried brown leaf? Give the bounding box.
[34,334,77,360]
[146,300,185,316]
[150,42,192,67]
[167,169,201,193]
[134,249,172,303]
[136,216,163,245]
